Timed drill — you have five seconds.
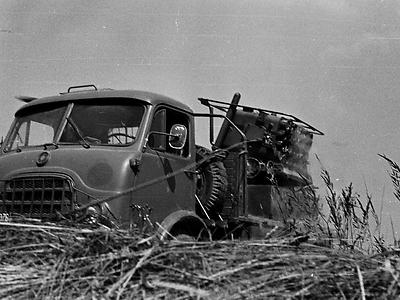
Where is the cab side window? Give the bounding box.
[149,109,166,151]
[148,108,189,157]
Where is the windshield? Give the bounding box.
[4,99,145,151]
[5,104,66,151]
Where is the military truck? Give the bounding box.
[0,85,323,239]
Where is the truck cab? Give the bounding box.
[0,85,198,231]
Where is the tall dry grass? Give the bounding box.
[281,155,396,254]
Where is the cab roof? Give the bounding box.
[16,87,193,115]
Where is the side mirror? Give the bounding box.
[168,124,187,150]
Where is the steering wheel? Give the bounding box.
[107,132,135,144]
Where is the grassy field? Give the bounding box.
[1,158,400,299]
[1,221,399,299]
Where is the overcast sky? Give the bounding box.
[2,0,400,233]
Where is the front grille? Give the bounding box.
[0,177,74,219]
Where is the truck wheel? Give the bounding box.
[196,146,228,217]
[158,210,211,241]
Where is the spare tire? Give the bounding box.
[195,146,228,217]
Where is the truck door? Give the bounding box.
[131,106,196,226]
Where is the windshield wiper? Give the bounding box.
[66,117,90,149]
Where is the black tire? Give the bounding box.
[158,210,211,241]
[195,146,228,217]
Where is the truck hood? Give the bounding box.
[0,147,137,192]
